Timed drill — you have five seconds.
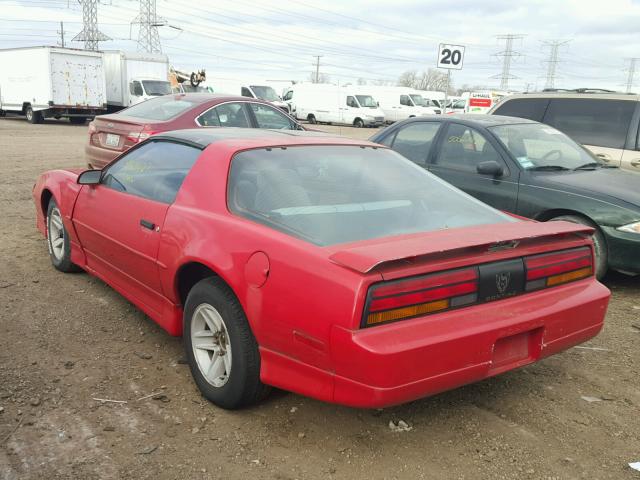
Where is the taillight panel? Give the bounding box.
[362,246,594,328]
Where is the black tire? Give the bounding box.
[550,215,608,279]
[46,199,80,273]
[183,277,269,409]
[307,114,317,124]
[69,117,87,125]
[25,106,43,124]
[353,118,364,128]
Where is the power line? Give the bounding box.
[72,0,110,50]
[625,58,639,93]
[542,40,570,89]
[492,34,525,90]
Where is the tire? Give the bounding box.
[550,215,607,279]
[183,277,269,409]
[307,114,317,124]
[46,199,80,273]
[69,117,87,125]
[25,106,43,124]
[353,118,364,128]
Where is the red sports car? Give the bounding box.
[85,93,304,169]
[34,129,610,409]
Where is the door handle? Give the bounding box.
[140,219,155,230]
[631,160,640,168]
[595,153,611,162]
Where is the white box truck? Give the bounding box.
[0,46,107,124]
[208,77,289,111]
[285,83,385,127]
[102,51,171,111]
[360,86,438,123]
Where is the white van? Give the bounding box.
[208,78,289,111]
[285,83,385,127]
[361,86,437,123]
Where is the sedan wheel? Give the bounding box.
[183,277,270,409]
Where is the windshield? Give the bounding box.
[122,95,197,120]
[228,146,515,246]
[250,86,280,102]
[489,123,598,170]
[141,80,172,96]
[355,95,378,108]
[409,94,426,106]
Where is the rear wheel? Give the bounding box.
[69,117,87,125]
[307,114,317,124]
[46,199,80,273]
[550,215,607,279]
[25,106,43,124]
[353,118,364,128]
[183,277,269,409]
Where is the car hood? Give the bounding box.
[537,168,640,208]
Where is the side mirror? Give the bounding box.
[77,169,102,185]
[477,160,504,177]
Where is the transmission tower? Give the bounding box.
[72,0,110,51]
[131,0,166,53]
[625,58,639,93]
[542,40,570,90]
[492,34,524,91]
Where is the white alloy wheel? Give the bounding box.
[191,303,232,387]
[48,207,65,261]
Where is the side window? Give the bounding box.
[283,90,293,101]
[212,102,251,128]
[389,122,441,166]
[241,87,253,98]
[435,123,503,173]
[130,81,143,96]
[249,103,294,130]
[493,98,549,122]
[543,99,635,149]
[400,95,412,106]
[101,141,201,203]
[346,96,358,108]
[196,107,221,127]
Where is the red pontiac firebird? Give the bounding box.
[34,128,610,409]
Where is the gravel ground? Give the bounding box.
[0,117,639,480]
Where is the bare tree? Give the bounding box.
[356,77,367,85]
[397,70,418,88]
[397,68,454,93]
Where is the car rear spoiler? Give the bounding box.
[328,221,594,274]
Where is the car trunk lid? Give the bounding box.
[89,115,151,152]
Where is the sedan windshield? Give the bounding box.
[355,95,378,108]
[142,80,172,96]
[228,146,515,246]
[489,123,598,171]
[250,86,280,102]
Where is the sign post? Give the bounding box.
[437,43,465,114]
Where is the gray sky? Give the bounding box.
[1,0,640,92]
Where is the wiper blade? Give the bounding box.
[574,162,601,170]
[528,165,570,171]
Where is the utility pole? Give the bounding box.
[492,34,524,91]
[625,58,639,93]
[313,55,323,83]
[542,40,569,90]
[58,21,66,47]
[132,0,166,53]
[72,0,110,51]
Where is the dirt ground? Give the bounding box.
[0,117,639,480]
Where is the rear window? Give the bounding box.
[121,96,197,121]
[492,98,549,122]
[543,98,635,149]
[227,146,514,246]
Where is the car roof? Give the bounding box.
[165,93,258,104]
[499,92,640,101]
[399,114,538,127]
[153,128,381,149]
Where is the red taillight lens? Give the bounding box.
[525,247,593,291]
[126,126,157,144]
[364,268,478,326]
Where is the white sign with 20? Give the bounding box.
[437,44,465,70]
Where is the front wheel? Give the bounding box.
[353,118,364,128]
[25,106,43,124]
[307,114,317,124]
[550,215,607,279]
[183,277,269,409]
[47,199,80,272]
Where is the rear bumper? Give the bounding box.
[330,279,609,408]
[85,143,122,169]
[602,226,640,274]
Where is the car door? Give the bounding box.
[196,102,252,128]
[428,122,519,211]
[73,140,201,315]
[247,102,298,130]
[342,96,358,125]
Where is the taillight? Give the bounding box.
[126,126,157,143]
[524,247,593,291]
[363,267,478,327]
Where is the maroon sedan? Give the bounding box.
[85,93,304,169]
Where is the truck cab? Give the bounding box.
[128,78,172,105]
[241,85,289,112]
